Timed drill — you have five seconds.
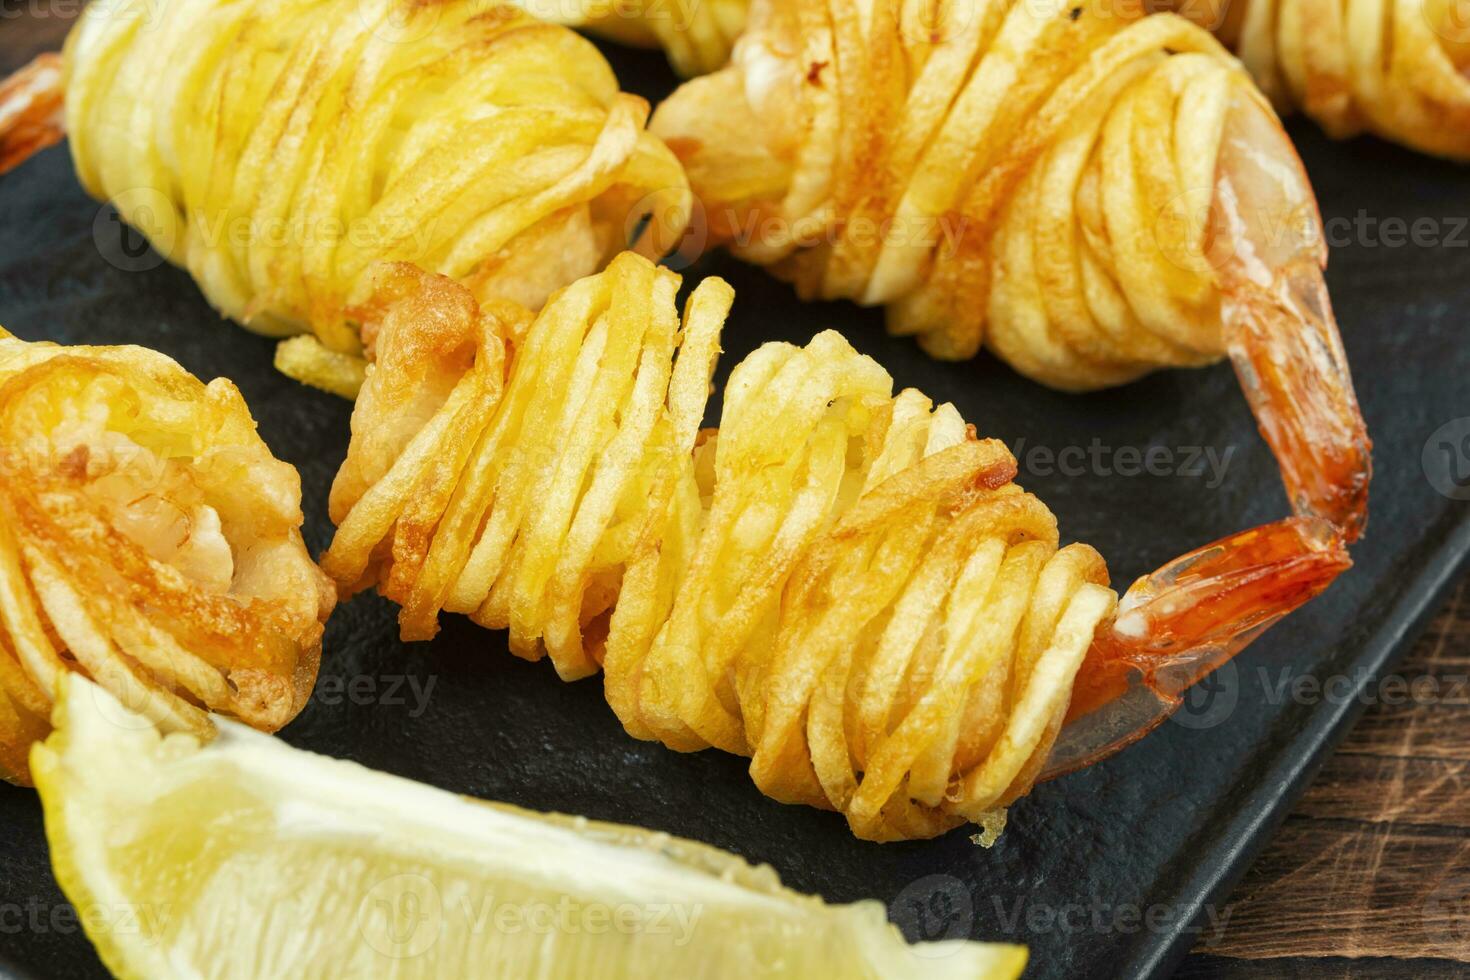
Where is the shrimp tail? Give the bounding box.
[1039,86,1372,782]
[1045,516,1351,778]
[1224,257,1372,543]
[1209,90,1373,543]
[0,53,66,177]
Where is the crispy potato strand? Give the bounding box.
[0,329,334,786]
[1171,0,1470,159]
[515,0,752,76]
[61,0,691,389]
[326,254,1116,841]
[549,0,1470,157]
[651,0,1314,386]
[650,0,1374,554]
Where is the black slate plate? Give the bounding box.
[1,35,1468,980]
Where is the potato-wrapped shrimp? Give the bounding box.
[324,253,1348,841]
[515,0,751,76]
[0,0,690,397]
[516,0,1470,157]
[653,0,1371,542]
[1171,0,1470,159]
[0,328,334,785]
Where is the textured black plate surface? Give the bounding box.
[1,36,1468,980]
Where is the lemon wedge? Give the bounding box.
[32,674,1026,979]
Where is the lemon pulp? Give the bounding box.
[33,675,1026,979]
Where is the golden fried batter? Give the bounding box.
[1174,0,1470,159]
[0,328,334,785]
[325,255,1116,840]
[53,0,690,391]
[652,0,1327,386]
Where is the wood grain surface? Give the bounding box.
[3,8,1467,979]
[1179,576,1470,978]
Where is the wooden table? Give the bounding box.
[1179,575,1470,978]
[4,10,1467,979]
